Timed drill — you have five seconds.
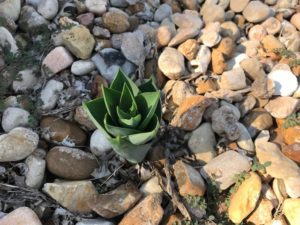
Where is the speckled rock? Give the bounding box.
[103,10,130,34]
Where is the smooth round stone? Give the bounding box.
[268,70,298,96]
[71,60,95,76]
[243,1,271,23]
[262,17,281,34]
[248,25,267,41]
[90,129,112,156]
[230,0,249,12]
[220,21,240,41]
[46,146,98,180]
[39,79,64,110]
[1,107,30,132]
[0,207,42,225]
[291,13,300,30]
[154,3,172,22]
[0,127,39,162]
[0,0,21,21]
[85,0,107,15]
[283,198,300,225]
[37,0,58,20]
[282,143,300,164]
[103,10,130,33]
[0,27,18,54]
[201,31,221,47]
[202,3,225,24]
[13,68,38,92]
[25,155,46,188]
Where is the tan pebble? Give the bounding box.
[212,48,226,74]
[177,39,199,60]
[248,25,267,41]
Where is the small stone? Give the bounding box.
[0,127,38,162]
[177,39,199,60]
[262,35,285,53]
[103,10,130,33]
[90,129,112,156]
[0,207,42,225]
[121,31,144,66]
[190,45,211,74]
[200,151,251,190]
[88,182,142,218]
[119,194,163,225]
[46,146,98,180]
[188,122,216,164]
[220,21,240,41]
[76,219,114,225]
[71,60,95,76]
[170,80,194,105]
[248,25,267,41]
[212,105,240,141]
[264,97,300,118]
[179,0,199,10]
[85,0,107,15]
[216,37,235,58]
[140,177,163,195]
[283,198,300,225]
[37,0,58,20]
[156,21,176,47]
[12,68,38,93]
[201,31,221,48]
[220,67,247,91]
[276,118,300,145]
[202,3,225,24]
[211,49,226,74]
[230,0,249,12]
[247,199,273,225]
[25,155,45,188]
[240,58,266,81]
[42,47,74,75]
[74,106,96,130]
[220,101,241,120]
[158,47,186,79]
[237,122,255,153]
[171,10,203,29]
[196,78,218,94]
[168,27,200,47]
[228,172,262,224]
[43,181,97,213]
[262,17,281,35]
[76,13,94,28]
[0,27,18,54]
[0,0,21,21]
[227,53,249,70]
[170,96,215,131]
[1,107,30,132]
[239,95,256,117]
[63,25,95,59]
[40,116,87,146]
[268,69,298,96]
[154,3,172,22]
[291,12,300,30]
[243,1,271,23]
[93,26,110,38]
[173,160,206,196]
[282,143,300,164]
[284,176,300,198]
[39,79,64,110]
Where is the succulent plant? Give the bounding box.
[83,69,161,163]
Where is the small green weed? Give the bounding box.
[283,112,300,129]
[173,219,200,225]
[184,195,207,210]
[289,59,300,67]
[273,48,296,59]
[251,158,272,172]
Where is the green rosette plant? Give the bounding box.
[83,69,161,163]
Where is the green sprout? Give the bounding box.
[83,69,161,163]
[283,112,300,129]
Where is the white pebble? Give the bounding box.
[40,79,64,110]
[90,129,112,156]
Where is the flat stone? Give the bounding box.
[243,1,271,23]
[216,37,235,58]
[237,122,255,153]
[170,80,194,106]
[0,0,21,21]
[262,35,285,53]
[88,182,142,218]
[284,176,300,198]
[247,199,273,225]
[262,17,281,35]
[282,143,300,164]
[276,119,300,145]
[1,107,30,132]
[37,0,58,19]
[240,58,266,81]
[173,160,206,196]
[71,60,95,76]
[85,0,107,15]
[171,10,203,29]
[220,21,240,42]
[196,78,218,94]
[200,151,251,190]
[228,172,262,224]
[43,181,97,213]
[177,39,199,61]
[230,0,249,12]
[25,155,46,188]
[201,31,221,48]
[46,146,98,180]
[264,97,300,119]
[42,46,74,75]
[268,69,298,96]
[140,176,163,195]
[40,116,87,146]
[76,13,94,27]
[248,25,267,41]
[168,27,200,47]
[154,3,172,22]
[119,194,163,225]
[63,25,95,59]
[156,20,176,47]
[211,49,226,74]
[0,207,42,225]
[283,198,300,225]
[0,127,38,162]
[220,68,247,91]
[202,3,225,24]
[39,79,64,110]
[103,10,130,34]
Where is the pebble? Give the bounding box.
[1,107,30,132]
[227,53,249,70]
[39,79,64,110]
[201,3,225,24]
[282,143,300,164]
[88,182,142,218]
[188,122,217,164]
[63,25,95,59]
[220,101,241,120]
[40,116,87,146]
[25,155,46,188]
[71,60,95,76]
[276,118,300,145]
[168,27,200,47]
[0,207,42,225]
[228,172,262,224]
[229,0,249,12]
[284,176,300,198]
[267,69,298,96]
[217,37,235,58]
[74,106,96,130]
[171,10,203,30]
[154,3,172,22]
[200,31,221,47]
[196,78,218,94]
[42,46,74,75]
[89,129,112,156]
[264,97,300,118]
[85,0,107,15]
[173,160,206,196]
[236,122,255,153]
[158,47,186,79]
[283,198,300,225]
[242,1,271,23]
[119,194,163,225]
[248,25,267,41]
[103,10,130,33]
[140,176,163,195]
[291,12,300,30]
[170,80,194,105]
[0,27,18,54]
[93,26,110,38]
[262,35,285,53]
[76,219,114,225]
[220,21,240,41]
[76,13,95,28]
[200,151,251,190]
[239,95,256,117]
[0,0,21,21]
[12,68,38,92]
[247,199,274,225]
[220,67,247,91]
[240,58,266,81]
[0,127,38,162]
[156,20,176,47]
[46,146,98,180]
[177,39,199,60]
[37,0,58,20]
[190,45,211,74]
[211,49,226,74]
[43,180,97,213]
[262,17,281,35]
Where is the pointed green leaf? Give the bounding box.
[138,77,158,92]
[126,115,159,145]
[104,114,140,136]
[119,83,138,114]
[102,86,121,124]
[116,106,131,120]
[108,136,152,163]
[135,91,160,130]
[110,69,140,96]
[82,98,111,139]
[118,113,142,129]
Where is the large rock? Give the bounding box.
[0,207,42,225]
[228,172,262,224]
[200,151,251,190]
[242,1,271,23]
[43,181,97,213]
[283,198,300,225]
[0,128,38,162]
[46,146,98,180]
[264,97,300,119]
[0,0,21,21]
[88,182,142,218]
[63,25,95,59]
